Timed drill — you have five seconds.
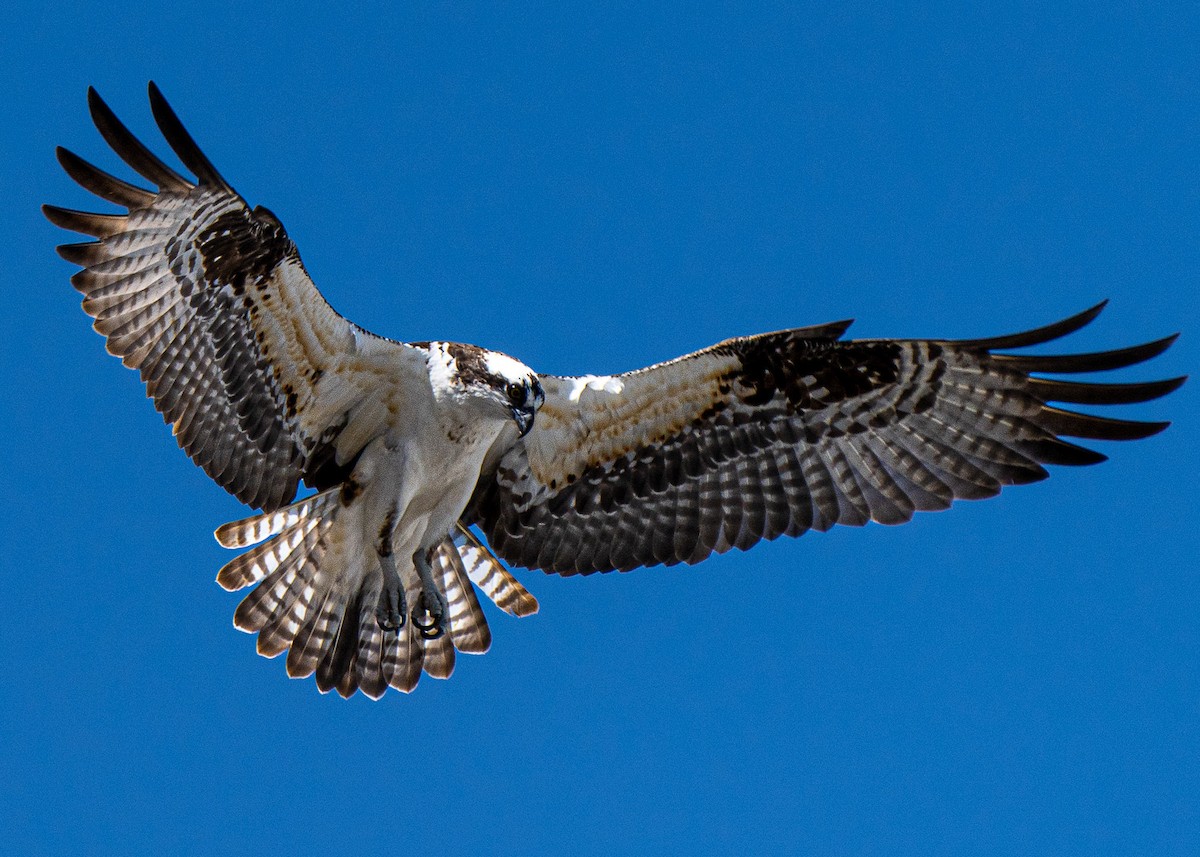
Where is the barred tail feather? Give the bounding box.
[354,601,388,699]
[214,497,539,698]
[315,584,370,694]
[382,622,422,693]
[432,538,492,654]
[215,488,340,548]
[454,525,539,617]
[421,624,456,680]
[217,514,326,591]
[286,573,343,680]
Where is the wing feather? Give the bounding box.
[54,146,157,208]
[469,306,1182,575]
[47,83,425,510]
[146,81,234,192]
[85,85,192,191]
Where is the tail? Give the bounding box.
[214,491,538,698]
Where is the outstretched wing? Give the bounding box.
[45,83,415,511]
[469,305,1183,575]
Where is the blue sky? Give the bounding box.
[2,3,1198,855]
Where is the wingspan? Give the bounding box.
[45,83,418,511]
[469,305,1183,575]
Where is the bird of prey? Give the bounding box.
[45,84,1183,699]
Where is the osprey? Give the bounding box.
[46,84,1183,698]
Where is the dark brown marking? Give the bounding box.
[194,206,293,296]
[412,341,527,393]
[727,336,901,411]
[302,415,354,492]
[377,509,397,556]
[276,381,298,419]
[340,478,363,506]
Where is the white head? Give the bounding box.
[425,342,545,436]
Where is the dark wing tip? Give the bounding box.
[820,319,855,340]
[995,333,1181,375]
[1027,374,1187,406]
[85,85,192,192]
[54,145,157,209]
[1024,437,1110,467]
[85,85,116,132]
[1039,407,1172,441]
[42,203,123,238]
[53,240,104,267]
[1155,332,1182,352]
[146,81,235,193]
[43,200,82,230]
[959,300,1109,350]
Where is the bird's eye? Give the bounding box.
[507,382,527,405]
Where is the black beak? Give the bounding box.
[512,405,535,438]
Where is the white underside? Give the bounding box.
[345,409,509,590]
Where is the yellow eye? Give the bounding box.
[507,382,526,405]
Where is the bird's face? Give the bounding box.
[500,373,546,437]
[442,346,545,437]
[478,350,544,437]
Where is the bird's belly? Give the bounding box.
[363,423,500,555]
[402,443,490,541]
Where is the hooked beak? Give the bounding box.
[511,405,536,438]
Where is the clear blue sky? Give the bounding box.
[2,3,1197,855]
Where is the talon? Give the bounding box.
[375,593,405,631]
[417,622,444,641]
[375,544,448,636]
[409,546,450,640]
[411,590,447,640]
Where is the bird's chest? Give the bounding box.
[377,417,499,522]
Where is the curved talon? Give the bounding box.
[418,622,445,641]
[411,608,438,632]
[375,590,406,632]
[409,547,450,641]
[376,606,405,632]
[411,590,448,639]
